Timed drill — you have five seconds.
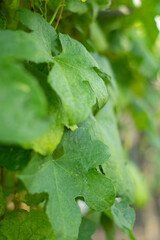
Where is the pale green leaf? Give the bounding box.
[22,65,64,155]
[0,30,52,63]
[0,61,49,143]
[19,128,115,240]
[48,33,108,125]
[0,9,57,63]
[0,209,55,240]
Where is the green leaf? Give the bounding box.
[91,53,118,106]
[0,61,49,144]
[48,34,108,125]
[0,146,31,171]
[0,209,55,240]
[22,65,64,155]
[0,9,57,63]
[0,30,52,63]
[17,8,57,58]
[110,200,136,240]
[24,192,48,208]
[81,101,134,201]
[0,185,5,217]
[78,218,95,240]
[19,128,115,240]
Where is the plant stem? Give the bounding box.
[49,1,63,25]
[55,0,65,30]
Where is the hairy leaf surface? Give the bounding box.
[19,128,115,240]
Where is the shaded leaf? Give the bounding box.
[78,218,95,240]
[81,101,134,201]
[0,146,31,171]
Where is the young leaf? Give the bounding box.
[48,34,108,125]
[0,209,55,240]
[0,61,49,143]
[19,128,115,240]
[78,218,95,240]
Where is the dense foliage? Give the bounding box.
[0,0,160,239]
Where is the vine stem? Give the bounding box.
[54,0,65,30]
[49,1,62,25]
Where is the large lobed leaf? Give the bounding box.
[48,34,108,125]
[19,128,115,240]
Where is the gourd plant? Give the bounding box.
[0,0,159,239]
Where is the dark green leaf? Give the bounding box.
[0,146,31,171]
